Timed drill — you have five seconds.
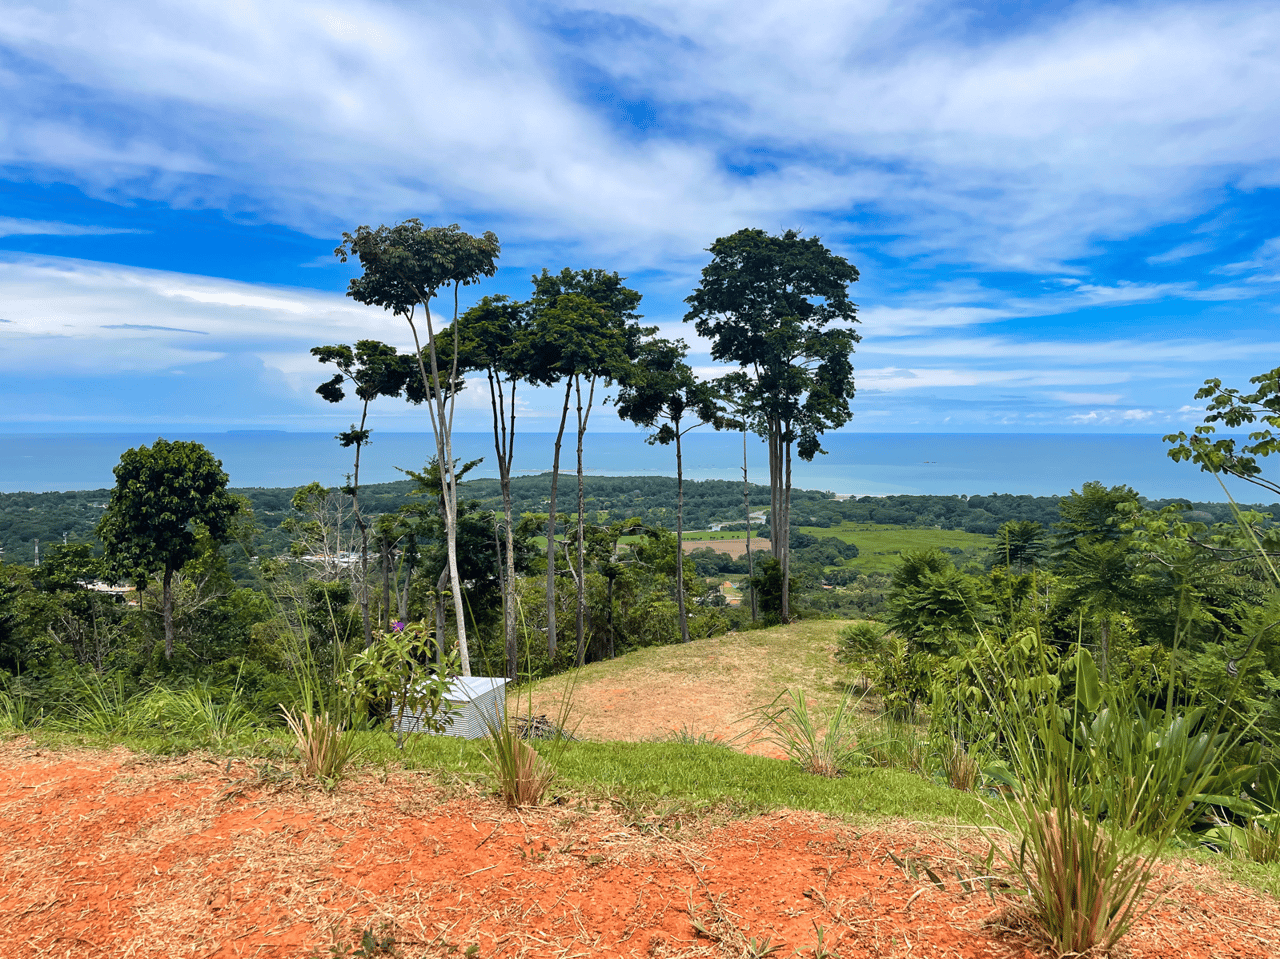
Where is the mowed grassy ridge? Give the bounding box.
[350,617,987,826]
[522,619,854,717]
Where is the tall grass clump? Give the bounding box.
[752,687,861,778]
[0,673,42,731]
[482,715,556,807]
[146,680,261,750]
[480,610,580,807]
[974,623,1260,956]
[981,644,1166,954]
[280,618,366,782]
[57,672,147,736]
[281,706,362,780]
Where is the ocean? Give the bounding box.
[0,431,1256,502]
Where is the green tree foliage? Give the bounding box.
[455,295,535,679]
[336,220,502,676]
[97,439,242,659]
[1052,483,1143,678]
[311,339,418,648]
[992,520,1045,571]
[615,337,727,644]
[685,228,859,622]
[885,549,988,655]
[528,268,649,664]
[1167,366,1280,498]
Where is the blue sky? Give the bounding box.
[1,0,1278,436]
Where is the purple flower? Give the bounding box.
[391,620,406,632]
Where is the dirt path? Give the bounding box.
[2,740,1275,958]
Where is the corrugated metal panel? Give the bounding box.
[392,676,507,740]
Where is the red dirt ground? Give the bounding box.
[2,739,1277,958]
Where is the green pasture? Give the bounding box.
[799,522,994,573]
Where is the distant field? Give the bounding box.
[799,522,994,573]
[545,523,992,573]
[681,530,769,543]
[681,529,769,559]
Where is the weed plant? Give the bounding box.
[750,687,862,777]
[858,715,930,776]
[972,615,1265,955]
[478,598,582,806]
[280,612,366,782]
[56,672,146,736]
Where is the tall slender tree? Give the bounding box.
[615,337,726,643]
[454,295,533,680]
[335,221,500,675]
[684,229,859,622]
[528,269,648,662]
[311,339,415,647]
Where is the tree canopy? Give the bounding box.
[684,228,859,620]
[334,220,502,676]
[97,439,242,659]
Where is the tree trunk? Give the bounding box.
[545,379,573,658]
[351,404,373,648]
[676,426,690,644]
[398,562,411,622]
[606,573,615,659]
[743,423,757,622]
[487,369,520,682]
[574,376,596,667]
[405,295,470,674]
[380,535,392,631]
[435,566,449,667]
[781,434,793,622]
[162,565,175,659]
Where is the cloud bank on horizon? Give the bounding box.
[0,0,1277,434]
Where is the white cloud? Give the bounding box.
[858,366,1129,392]
[1068,408,1157,424]
[870,335,1280,364]
[0,254,397,376]
[0,1,1276,271]
[1220,237,1280,281]
[1147,240,1216,265]
[0,216,147,237]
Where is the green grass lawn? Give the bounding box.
[800,521,994,573]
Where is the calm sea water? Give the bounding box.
[0,431,1250,501]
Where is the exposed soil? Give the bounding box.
[681,538,759,560]
[2,740,1278,959]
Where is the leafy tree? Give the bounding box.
[1051,483,1143,677]
[992,520,1045,571]
[0,562,32,674]
[749,556,793,625]
[455,295,535,679]
[311,339,417,647]
[615,337,726,643]
[335,220,501,675]
[1166,366,1280,497]
[886,549,987,655]
[97,439,242,659]
[684,228,859,622]
[528,268,648,664]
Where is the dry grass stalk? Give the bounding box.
[281,707,360,781]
